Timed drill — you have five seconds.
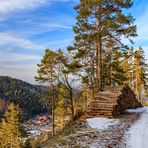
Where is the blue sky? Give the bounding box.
[0,0,147,83]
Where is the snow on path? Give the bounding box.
[126,107,147,113]
[124,107,148,148]
[86,117,119,130]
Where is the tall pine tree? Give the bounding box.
[68,0,137,93]
[103,48,126,86]
[122,47,135,89]
[133,47,148,101]
[35,49,62,135]
[0,103,23,148]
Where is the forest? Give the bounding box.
[0,76,49,118]
[0,0,148,148]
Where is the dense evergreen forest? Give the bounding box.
[0,76,49,118]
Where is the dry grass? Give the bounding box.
[144,101,148,107]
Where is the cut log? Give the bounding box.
[85,85,142,118]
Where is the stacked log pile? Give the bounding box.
[86,85,142,118]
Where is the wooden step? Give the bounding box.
[87,107,113,111]
[87,109,113,114]
[87,107,114,111]
[84,85,142,119]
[105,86,124,92]
[86,112,113,118]
[85,114,113,118]
[90,101,117,105]
[86,113,113,117]
[94,94,119,100]
[90,99,117,104]
[87,112,113,116]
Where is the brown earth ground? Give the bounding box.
[41,112,141,148]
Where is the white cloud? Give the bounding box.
[0,0,49,14]
[41,23,73,29]
[0,52,41,83]
[0,0,76,83]
[0,0,75,14]
[0,32,42,50]
[0,63,38,83]
[0,32,73,50]
[0,52,41,62]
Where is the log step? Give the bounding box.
[87,110,113,114]
[86,113,113,118]
[85,115,113,118]
[90,99,117,104]
[88,102,116,106]
[87,108,114,112]
[84,85,142,119]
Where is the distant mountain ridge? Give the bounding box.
[0,76,49,118]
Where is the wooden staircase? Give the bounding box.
[86,92,119,118]
[85,86,142,118]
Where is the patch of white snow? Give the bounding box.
[86,117,119,130]
[28,130,41,136]
[126,107,147,113]
[124,107,148,148]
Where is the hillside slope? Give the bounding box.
[41,112,141,148]
[0,76,49,117]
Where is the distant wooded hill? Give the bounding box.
[0,76,49,118]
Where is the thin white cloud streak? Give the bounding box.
[0,0,76,14]
[0,0,77,22]
[0,0,77,83]
[41,24,73,29]
[0,53,41,62]
[46,39,73,45]
[0,32,42,50]
[11,22,74,38]
[0,0,49,14]
[0,32,73,50]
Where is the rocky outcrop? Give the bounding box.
[86,85,142,118]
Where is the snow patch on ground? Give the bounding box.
[126,107,147,113]
[86,117,119,130]
[28,130,41,136]
[124,107,148,148]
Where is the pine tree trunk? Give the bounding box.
[70,91,75,120]
[71,105,75,120]
[51,82,55,136]
[96,0,102,92]
[61,112,64,129]
[52,97,55,136]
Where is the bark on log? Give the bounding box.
[86,85,142,118]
